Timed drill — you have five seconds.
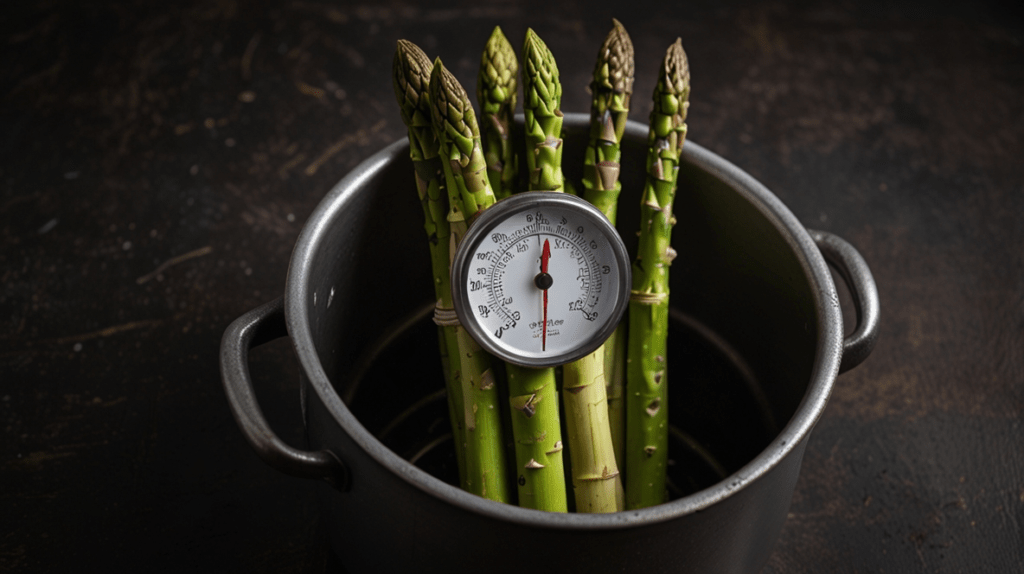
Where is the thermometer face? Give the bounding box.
[451,192,630,368]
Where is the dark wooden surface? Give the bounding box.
[2,1,1022,571]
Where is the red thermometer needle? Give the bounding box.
[540,239,551,351]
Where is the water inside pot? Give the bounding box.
[344,304,778,504]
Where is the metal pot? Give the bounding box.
[221,114,879,573]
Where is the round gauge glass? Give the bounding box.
[451,192,631,368]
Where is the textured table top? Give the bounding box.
[2,1,1022,571]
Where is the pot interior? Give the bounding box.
[298,115,818,502]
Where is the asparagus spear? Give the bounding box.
[625,38,690,510]
[562,346,624,512]
[501,28,568,512]
[477,26,518,200]
[508,24,625,513]
[583,19,634,222]
[521,28,566,193]
[582,18,635,475]
[392,40,466,488]
[604,321,627,474]
[505,362,567,511]
[428,58,510,503]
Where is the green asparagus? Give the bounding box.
[582,19,635,475]
[583,19,634,222]
[521,28,566,193]
[502,28,569,512]
[477,26,518,200]
[534,22,634,514]
[428,58,510,502]
[605,322,627,474]
[505,363,568,511]
[625,38,690,510]
[392,40,466,488]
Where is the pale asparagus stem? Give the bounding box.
[429,58,510,503]
[521,29,565,192]
[559,20,633,511]
[392,40,466,487]
[477,26,518,200]
[563,345,624,512]
[625,38,690,510]
[505,363,568,512]
[581,19,635,474]
[454,324,506,497]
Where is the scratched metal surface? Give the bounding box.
[2,1,1022,572]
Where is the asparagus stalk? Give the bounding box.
[505,363,567,511]
[521,29,566,193]
[428,58,510,502]
[477,26,518,200]
[583,19,634,222]
[582,19,635,475]
[604,323,627,473]
[507,24,627,513]
[625,38,690,510]
[392,40,467,488]
[562,345,624,512]
[500,28,568,512]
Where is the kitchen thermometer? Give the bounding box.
[451,192,631,368]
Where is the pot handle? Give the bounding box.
[807,230,880,374]
[220,297,350,491]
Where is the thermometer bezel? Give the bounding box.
[450,192,631,368]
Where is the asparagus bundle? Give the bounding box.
[582,18,635,475]
[428,58,511,503]
[625,38,690,510]
[477,26,518,200]
[391,40,467,488]
[393,25,694,514]
[501,28,569,513]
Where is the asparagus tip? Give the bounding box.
[593,16,635,100]
[667,38,689,85]
[392,39,434,129]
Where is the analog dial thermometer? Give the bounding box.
[451,192,631,368]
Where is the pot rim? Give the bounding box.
[284,113,842,529]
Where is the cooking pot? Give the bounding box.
[221,114,879,572]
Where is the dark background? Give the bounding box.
[2,0,1022,571]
